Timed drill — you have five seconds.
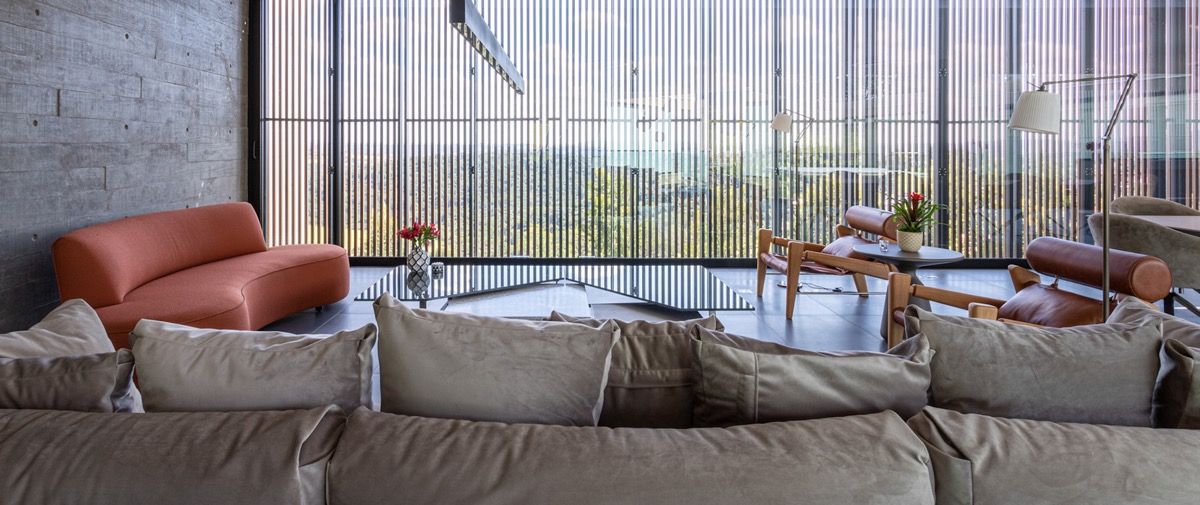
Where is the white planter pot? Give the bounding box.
[897,231,924,253]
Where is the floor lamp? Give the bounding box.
[1008,73,1138,318]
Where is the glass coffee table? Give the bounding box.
[356,264,754,315]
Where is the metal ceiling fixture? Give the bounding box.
[449,0,525,94]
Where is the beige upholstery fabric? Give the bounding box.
[909,407,1200,505]
[547,311,722,427]
[130,320,376,412]
[0,406,343,505]
[905,306,1161,426]
[691,327,931,426]
[1159,339,1200,429]
[0,349,138,412]
[375,294,619,425]
[1108,297,1200,347]
[0,299,114,357]
[327,408,936,505]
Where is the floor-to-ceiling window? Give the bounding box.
[256,0,1200,261]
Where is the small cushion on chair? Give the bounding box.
[759,252,789,274]
[821,235,874,260]
[997,283,1107,327]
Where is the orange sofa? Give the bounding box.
[52,202,350,349]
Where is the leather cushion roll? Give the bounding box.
[130,320,376,412]
[909,407,1200,505]
[327,408,935,505]
[905,306,1162,426]
[691,326,931,426]
[547,312,724,428]
[0,406,342,505]
[1024,236,1172,302]
[844,205,898,239]
[0,349,138,412]
[375,294,619,426]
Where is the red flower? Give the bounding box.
[908,192,925,203]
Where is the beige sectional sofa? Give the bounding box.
[2,297,1200,504]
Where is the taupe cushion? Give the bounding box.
[547,311,723,428]
[905,306,1162,426]
[0,349,138,412]
[1158,339,1200,429]
[130,320,376,412]
[327,408,936,505]
[0,299,114,358]
[1108,296,1200,347]
[375,294,619,425]
[691,326,931,426]
[909,406,1200,505]
[0,406,343,505]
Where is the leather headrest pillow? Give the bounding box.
[1024,237,1172,301]
[844,206,897,240]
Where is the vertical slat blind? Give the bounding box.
[260,0,1200,260]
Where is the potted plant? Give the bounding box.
[397,221,441,272]
[891,192,941,252]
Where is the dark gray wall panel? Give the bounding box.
[0,0,248,331]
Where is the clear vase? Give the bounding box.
[406,243,430,272]
[897,231,924,253]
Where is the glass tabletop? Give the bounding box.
[356,264,754,312]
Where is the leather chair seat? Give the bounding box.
[96,244,348,349]
[997,283,1108,328]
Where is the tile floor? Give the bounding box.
[264,266,1200,352]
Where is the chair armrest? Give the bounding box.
[910,285,1008,311]
[967,302,1000,319]
[805,251,895,280]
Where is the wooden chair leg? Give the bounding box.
[756,229,772,297]
[885,273,913,349]
[1165,292,1176,316]
[785,242,803,319]
[852,273,868,297]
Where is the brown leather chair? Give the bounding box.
[757,206,899,319]
[883,236,1173,347]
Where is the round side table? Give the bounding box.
[852,244,965,339]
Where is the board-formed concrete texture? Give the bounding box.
[0,0,249,330]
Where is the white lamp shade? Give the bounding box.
[770,112,793,133]
[1009,90,1062,135]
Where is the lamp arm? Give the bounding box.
[1036,74,1138,141]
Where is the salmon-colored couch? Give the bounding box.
[52,203,350,349]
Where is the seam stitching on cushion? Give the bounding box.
[753,353,760,422]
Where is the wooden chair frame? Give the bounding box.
[757,227,897,320]
[883,265,1063,347]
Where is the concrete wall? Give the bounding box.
[0,0,249,331]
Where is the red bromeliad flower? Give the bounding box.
[397,221,441,246]
[908,192,925,203]
[892,192,941,233]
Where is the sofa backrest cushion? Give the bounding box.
[908,407,1200,505]
[0,349,139,412]
[1108,297,1200,347]
[905,306,1162,427]
[375,294,619,426]
[0,299,114,358]
[327,408,935,505]
[0,406,342,505]
[52,202,268,307]
[1157,339,1200,429]
[130,320,376,412]
[691,327,932,426]
[546,311,724,428]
